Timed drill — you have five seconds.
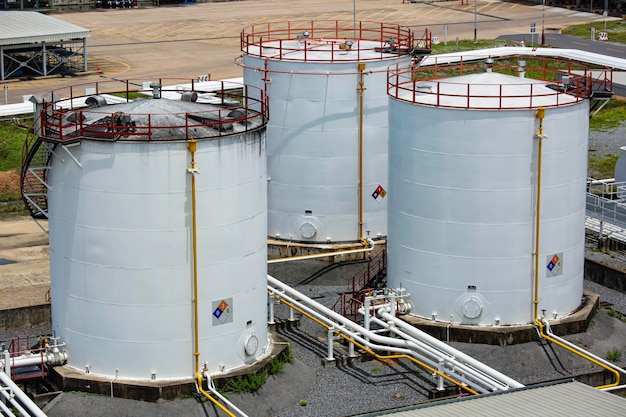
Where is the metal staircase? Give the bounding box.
[332,250,387,321]
[20,130,53,221]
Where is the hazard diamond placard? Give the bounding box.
[546,253,563,278]
[212,297,233,325]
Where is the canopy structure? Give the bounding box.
[0,11,91,80]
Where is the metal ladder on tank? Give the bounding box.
[20,130,53,228]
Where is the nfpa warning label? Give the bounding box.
[212,298,233,325]
[546,253,563,278]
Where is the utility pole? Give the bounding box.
[541,0,546,46]
[474,0,477,43]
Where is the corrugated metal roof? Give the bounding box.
[0,11,90,46]
[357,381,626,416]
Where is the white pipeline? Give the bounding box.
[268,238,376,264]
[0,371,48,417]
[268,276,523,393]
[378,310,524,390]
[367,314,513,392]
[268,285,490,386]
[359,306,517,391]
[1,347,68,374]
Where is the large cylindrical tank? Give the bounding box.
[43,81,269,380]
[240,21,416,243]
[386,59,590,325]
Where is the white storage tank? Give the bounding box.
[386,58,590,325]
[40,80,270,380]
[240,20,418,243]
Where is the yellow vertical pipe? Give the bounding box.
[357,62,366,242]
[187,139,200,374]
[533,108,544,322]
[531,109,620,389]
[188,139,236,416]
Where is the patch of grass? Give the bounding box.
[68,390,106,398]
[588,154,620,179]
[561,20,626,44]
[109,91,148,100]
[589,100,626,132]
[0,202,29,218]
[430,39,508,54]
[268,357,284,375]
[372,367,381,374]
[606,308,624,320]
[218,342,293,394]
[607,347,622,363]
[268,342,293,375]
[221,370,267,393]
[0,120,30,171]
[278,342,294,364]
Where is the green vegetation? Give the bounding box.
[278,342,294,364]
[221,370,267,393]
[299,399,308,406]
[266,342,294,375]
[589,153,621,179]
[589,99,626,131]
[0,119,31,215]
[68,390,106,398]
[561,20,626,44]
[0,202,28,218]
[430,39,511,54]
[606,307,624,321]
[217,343,293,394]
[607,347,622,363]
[0,119,30,171]
[268,357,284,375]
[110,91,147,101]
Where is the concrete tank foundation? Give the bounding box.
[400,290,599,346]
[48,333,289,402]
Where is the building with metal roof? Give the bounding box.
[354,380,626,416]
[0,11,90,80]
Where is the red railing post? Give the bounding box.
[79,110,84,137]
[185,113,189,140]
[57,112,63,142]
[69,86,74,110]
[148,113,152,141]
